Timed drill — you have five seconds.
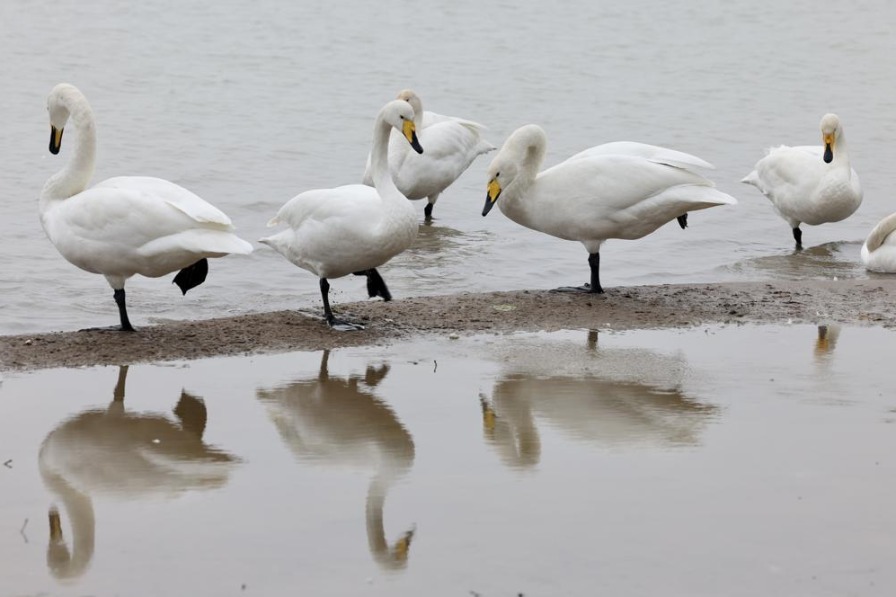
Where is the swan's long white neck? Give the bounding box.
[42,91,97,203]
[368,113,415,228]
[501,125,547,214]
[832,127,850,166]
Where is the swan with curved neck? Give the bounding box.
[861,212,896,272]
[261,99,423,330]
[482,124,737,293]
[40,83,253,331]
[741,113,862,249]
[361,89,495,221]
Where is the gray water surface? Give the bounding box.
[1,324,895,596]
[2,0,895,333]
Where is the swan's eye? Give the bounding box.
[399,115,405,120]
[496,171,500,177]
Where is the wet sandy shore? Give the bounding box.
[3,278,894,371]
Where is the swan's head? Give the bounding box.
[483,124,545,216]
[819,113,842,163]
[396,89,423,121]
[382,99,423,154]
[46,83,85,155]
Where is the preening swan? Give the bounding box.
[861,212,896,272]
[362,89,495,221]
[260,99,423,331]
[40,83,253,331]
[741,113,862,249]
[482,124,737,293]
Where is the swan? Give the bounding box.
[40,83,253,331]
[482,124,737,293]
[257,351,416,569]
[39,366,237,580]
[260,99,423,331]
[741,113,862,249]
[362,89,495,221]
[861,213,896,272]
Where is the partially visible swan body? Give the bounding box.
[261,99,423,330]
[482,124,737,293]
[861,212,896,272]
[741,113,862,249]
[40,83,253,331]
[362,89,495,221]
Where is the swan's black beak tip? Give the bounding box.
[823,143,833,163]
[482,197,495,217]
[410,134,423,155]
[49,127,62,155]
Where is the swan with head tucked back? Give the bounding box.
[361,89,495,221]
[860,212,896,272]
[482,124,737,293]
[40,83,253,331]
[260,99,423,331]
[741,113,862,249]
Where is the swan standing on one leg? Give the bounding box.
[40,83,253,331]
[362,89,494,222]
[260,100,423,331]
[741,113,862,249]
[481,124,737,293]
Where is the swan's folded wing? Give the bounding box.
[268,185,381,230]
[567,142,714,171]
[94,176,235,228]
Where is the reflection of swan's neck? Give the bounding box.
[42,88,97,203]
[42,470,95,580]
[365,471,414,571]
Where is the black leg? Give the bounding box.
[677,214,688,229]
[552,252,604,294]
[173,258,209,295]
[423,202,434,221]
[320,278,364,331]
[366,269,392,301]
[113,288,135,331]
[792,227,803,250]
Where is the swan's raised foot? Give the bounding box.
[551,284,605,295]
[354,269,392,301]
[677,214,688,229]
[173,258,209,295]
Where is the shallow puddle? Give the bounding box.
[2,324,895,596]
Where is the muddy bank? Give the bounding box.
[2,279,894,371]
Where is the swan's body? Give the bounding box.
[39,366,236,580]
[362,89,495,221]
[261,99,422,330]
[40,83,252,331]
[482,124,737,293]
[861,213,896,272]
[257,352,415,569]
[741,113,862,249]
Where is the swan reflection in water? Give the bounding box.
[38,366,238,580]
[479,330,718,469]
[257,350,415,570]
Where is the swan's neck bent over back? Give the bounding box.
[41,95,97,204]
[500,126,547,221]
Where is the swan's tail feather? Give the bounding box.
[266,216,281,227]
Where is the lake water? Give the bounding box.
[1,0,895,334]
[1,324,895,596]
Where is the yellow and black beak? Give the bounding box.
[402,120,423,154]
[49,126,63,155]
[823,133,834,163]
[482,178,502,216]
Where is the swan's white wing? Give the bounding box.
[94,176,235,228]
[568,142,714,171]
[390,120,495,199]
[524,155,735,242]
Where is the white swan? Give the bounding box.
[861,213,896,272]
[40,83,253,331]
[741,113,862,249]
[482,124,738,293]
[362,89,495,221]
[260,99,422,330]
